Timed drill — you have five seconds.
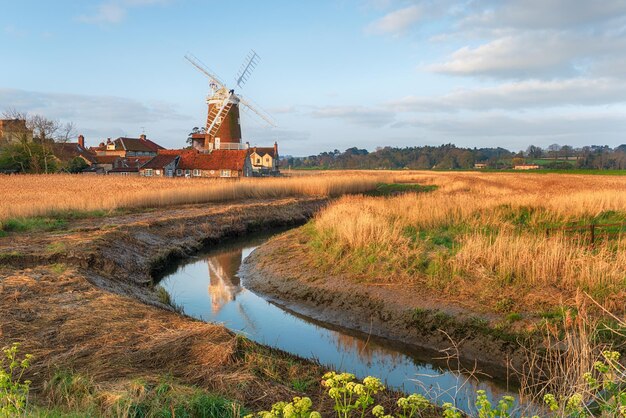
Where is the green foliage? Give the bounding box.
[366,183,437,197]
[65,157,89,173]
[245,396,320,418]
[0,217,67,235]
[0,141,57,174]
[155,286,184,313]
[322,372,385,418]
[0,343,33,417]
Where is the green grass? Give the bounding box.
[0,210,112,236]
[365,183,437,197]
[37,371,245,418]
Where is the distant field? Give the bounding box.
[306,171,626,314]
[0,172,395,222]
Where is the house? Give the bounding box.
[513,164,540,170]
[52,135,97,168]
[0,119,32,144]
[91,134,164,158]
[474,163,487,169]
[249,142,279,175]
[139,154,180,177]
[107,156,153,176]
[176,149,252,178]
[92,155,120,173]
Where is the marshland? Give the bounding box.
[2,171,625,417]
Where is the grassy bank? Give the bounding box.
[305,172,626,317]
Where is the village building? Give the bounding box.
[0,119,33,144]
[474,163,487,169]
[249,143,279,175]
[91,135,164,158]
[177,149,252,178]
[51,135,97,168]
[107,156,153,176]
[513,164,540,170]
[139,154,180,177]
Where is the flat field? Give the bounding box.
[0,172,392,222]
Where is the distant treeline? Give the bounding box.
[283,143,626,170]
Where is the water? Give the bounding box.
[156,230,517,412]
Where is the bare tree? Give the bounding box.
[1,109,77,173]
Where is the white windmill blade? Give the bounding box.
[235,50,260,89]
[184,53,229,91]
[238,95,277,127]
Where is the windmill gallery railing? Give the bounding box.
[545,222,626,244]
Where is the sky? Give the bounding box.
[1,0,625,156]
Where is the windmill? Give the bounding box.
[185,51,276,152]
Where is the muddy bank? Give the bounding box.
[0,197,352,412]
[242,229,527,377]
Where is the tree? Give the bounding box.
[66,157,89,173]
[1,109,75,173]
[526,145,543,159]
[547,143,561,160]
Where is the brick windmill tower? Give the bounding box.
[185,52,275,152]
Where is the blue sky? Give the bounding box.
[2,0,626,155]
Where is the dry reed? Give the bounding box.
[0,172,392,221]
[311,172,626,313]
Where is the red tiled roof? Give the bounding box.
[158,148,197,156]
[178,150,249,171]
[52,142,97,164]
[141,154,178,169]
[94,155,120,164]
[108,137,165,152]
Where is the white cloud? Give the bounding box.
[366,5,423,35]
[311,105,395,127]
[390,78,626,112]
[77,0,169,25]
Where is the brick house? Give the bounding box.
[52,135,97,168]
[176,149,252,178]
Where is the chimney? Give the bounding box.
[106,138,112,144]
[274,141,278,155]
[140,134,146,141]
[245,141,250,149]
[78,134,85,148]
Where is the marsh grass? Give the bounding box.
[307,172,626,315]
[0,173,392,222]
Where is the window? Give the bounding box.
[155,169,161,176]
[176,169,182,176]
[220,169,231,177]
[193,169,201,177]
[185,169,191,177]
[256,158,261,164]
[144,169,153,177]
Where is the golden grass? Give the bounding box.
[0,173,392,221]
[310,172,626,314]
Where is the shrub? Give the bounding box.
[0,343,33,416]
